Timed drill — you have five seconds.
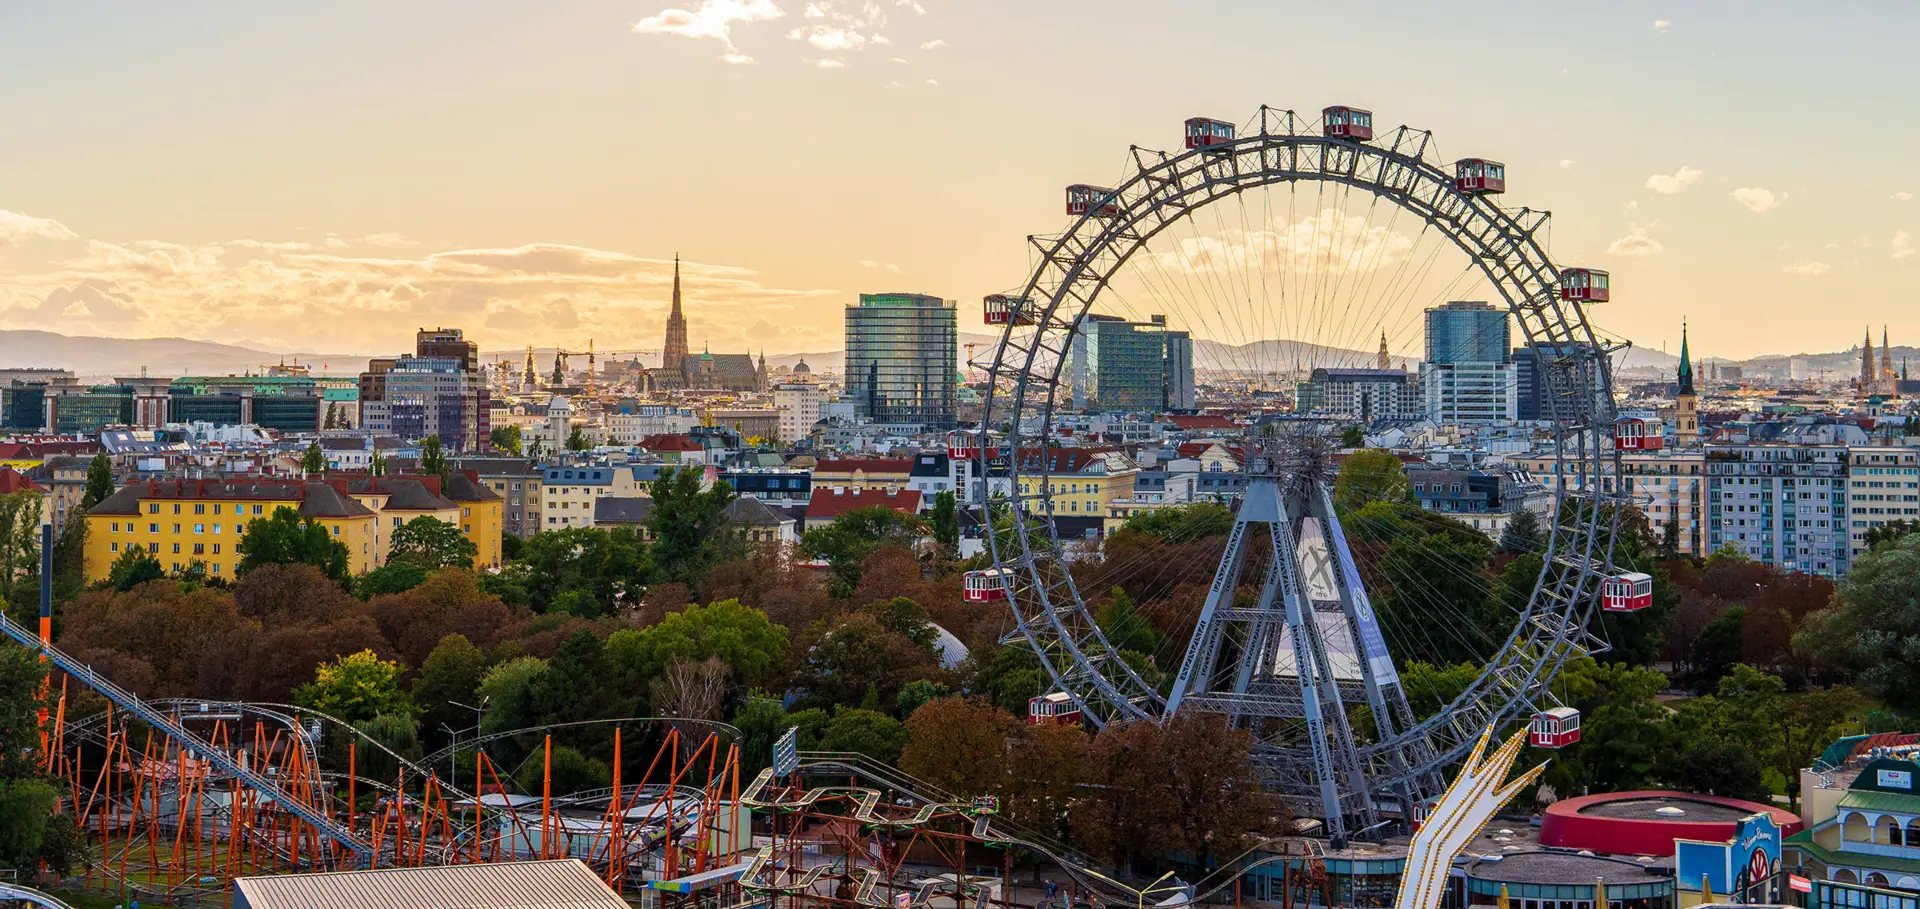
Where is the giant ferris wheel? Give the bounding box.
[968,105,1649,845]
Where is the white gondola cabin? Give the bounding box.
[963,568,1013,603]
[1323,106,1374,141]
[983,293,1035,327]
[1066,185,1120,218]
[1615,417,1664,451]
[1560,268,1610,303]
[1455,158,1506,195]
[1028,692,1082,727]
[1529,707,1581,749]
[1410,799,1438,832]
[1603,572,1655,612]
[1185,117,1235,149]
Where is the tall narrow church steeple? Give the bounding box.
[663,255,690,375]
[1676,321,1695,396]
[1377,331,1392,370]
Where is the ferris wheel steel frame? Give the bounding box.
[978,106,1627,842]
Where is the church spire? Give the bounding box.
[1676,321,1695,396]
[1377,331,1391,370]
[1862,326,1876,394]
[662,254,690,375]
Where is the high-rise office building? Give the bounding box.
[359,327,490,451]
[844,293,958,429]
[1513,341,1595,422]
[1068,314,1194,412]
[1421,301,1516,425]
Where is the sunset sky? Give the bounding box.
[1,1,1914,363]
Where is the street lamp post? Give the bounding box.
[449,697,489,781]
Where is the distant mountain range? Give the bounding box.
[0,329,1892,384]
[0,330,372,380]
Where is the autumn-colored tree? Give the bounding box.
[1070,713,1288,870]
[366,569,517,671]
[899,696,1017,796]
[1002,722,1090,848]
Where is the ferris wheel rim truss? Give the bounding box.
[977,105,1629,838]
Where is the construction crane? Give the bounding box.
[551,340,604,397]
[963,342,982,384]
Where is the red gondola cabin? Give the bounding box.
[1529,707,1581,749]
[1323,106,1374,141]
[1560,268,1610,303]
[1185,117,1235,149]
[1455,158,1506,195]
[1603,572,1655,612]
[983,293,1034,327]
[1615,417,1664,451]
[1067,185,1120,218]
[1028,692,1082,726]
[963,568,1013,603]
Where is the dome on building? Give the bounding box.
[793,359,811,377]
[548,395,571,414]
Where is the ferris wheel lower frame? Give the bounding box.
[977,106,1627,844]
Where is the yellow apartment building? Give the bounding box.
[85,479,379,581]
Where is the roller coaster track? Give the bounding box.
[740,752,1331,909]
[0,882,78,909]
[0,612,374,862]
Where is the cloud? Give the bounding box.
[1146,208,1415,277]
[1782,261,1831,276]
[0,228,842,353]
[923,78,938,86]
[1559,160,1575,170]
[1895,230,1915,261]
[1608,224,1664,256]
[1644,166,1704,195]
[920,38,945,50]
[890,56,907,63]
[1896,192,1915,202]
[0,209,77,247]
[859,260,902,273]
[633,0,785,61]
[1730,187,1785,213]
[1652,19,1671,32]
[358,232,419,247]
[790,25,868,51]
[1623,201,1640,211]
[815,57,845,68]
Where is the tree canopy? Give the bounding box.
[388,516,478,570]
[237,506,350,580]
[1333,448,1411,513]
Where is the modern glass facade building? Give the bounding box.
[844,293,958,429]
[1425,300,1510,365]
[1068,314,1197,412]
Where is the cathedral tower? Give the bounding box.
[663,256,690,376]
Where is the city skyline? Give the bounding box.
[1,1,1915,359]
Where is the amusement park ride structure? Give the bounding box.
[969,103,1639,845]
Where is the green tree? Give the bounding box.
[646,467,739,585]
[1498,509,1543,554]
[301,441,327,475]
[370,448,389,477]
[1399,661,1485,719]
[237,506,350,580]
[800,506,928,597]
[1333,448,1411,513]
[514,526,649,613]
[1864,519,1920,551]
[793,607,943,712]
[1688,605,1746,692]
[1805,531,1920,707]
[896,679,953,717]
[388,516,478,570]
[816,708,909,764]
[82,453,116,509]
[1114,502,1234,544]
[1095,586,1160,656]
[105,543,166,592]
[566,426,591,451]
[413,634,488,748]
[605,598,788,686]
[357,561,429,598]
[0,646,83,876]
[1534,659,1672,797]
[490,424,524,457]
[1339,425,1365,448]
[929,490,959,551]
[294,649,416,724]
[477,656,550,734]
[421,434,447,481]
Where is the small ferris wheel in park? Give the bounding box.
[961,104,1657,845]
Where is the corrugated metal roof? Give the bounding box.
[1838,789,1920,814]
[234,859,629,909]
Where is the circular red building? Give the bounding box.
[1541,791,1803,857]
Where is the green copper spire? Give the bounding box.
[1677,321,1695,396]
